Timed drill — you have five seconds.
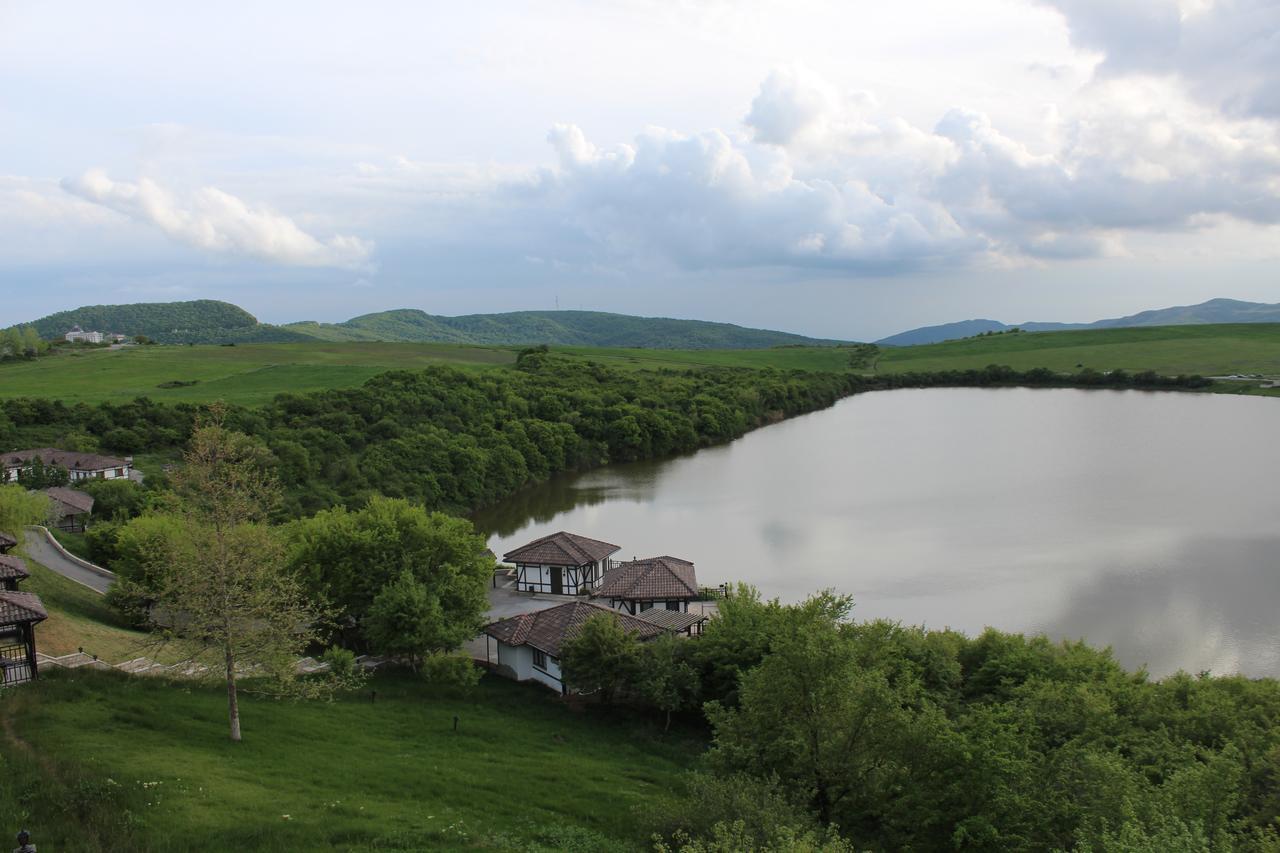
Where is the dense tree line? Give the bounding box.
[564,591,1280,852]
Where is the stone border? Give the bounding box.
[28,525,116,579]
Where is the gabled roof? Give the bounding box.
[0,555,29,583]
[3,448,129,472]
[484,600,665,657]
[502,531,620,567]
[0,531,16,553]
[0,591,47,625]
[46,487,94,516]
[633,608,707,632]
[594,556,698,601]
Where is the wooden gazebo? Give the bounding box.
[0,591,47,687]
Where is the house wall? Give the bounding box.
[494,641,564,693]
[516,561,603,595]
[605,598,690,615]
[2,464,130,484]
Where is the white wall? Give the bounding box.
[494,640,564,693]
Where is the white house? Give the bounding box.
[593,555,700,616]
[482,600,667,693]
[64,325,104,344]
[502,531,620,596]
[2,448,133,484]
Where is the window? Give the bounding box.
[532,649,547,670]
[115,468,125,477]
[666,600,681,611]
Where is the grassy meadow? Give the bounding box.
[2,324,1280,408]
[0,670,696,851]
[873,323,1280,378]
[0,342,517,406]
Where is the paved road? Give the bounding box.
[23,527,114,594]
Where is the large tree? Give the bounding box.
[561,612,642,704]
[285,496,492,653]
[152,414,327,742]
[0,485,52,537]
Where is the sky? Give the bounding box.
[2,0,1278,340]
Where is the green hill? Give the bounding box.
[285,309,847,349]
[21,300,308,344]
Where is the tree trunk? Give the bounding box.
[225,645,242,742]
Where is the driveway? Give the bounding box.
[23,527,114,594]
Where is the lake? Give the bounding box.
[474,388,1280,678]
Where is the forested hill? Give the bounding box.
[283,309,848,349]
[22,300,308,344]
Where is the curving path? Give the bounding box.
[22,527,114,595]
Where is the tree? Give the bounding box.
[79,478,147,522]
[560,612,642,703]
[151,414,328,742]
[0,485,52,537]
[285,497,491,652]
[364,569,444,666]
[16,458,69,489]
[638,633,701,732]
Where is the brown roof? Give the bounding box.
[0,555,29,583]
[502,531,620,567]
[595,556,698,601]
[2,448,129,472]
[484,600,666,656]
[0,531,15,552]
[0,590,47,625]
[45,487,94,516]
[633,609,707,631]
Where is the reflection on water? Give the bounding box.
[476,388,1280,678]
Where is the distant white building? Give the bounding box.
[2,448,132,484]
[64,325,104,344]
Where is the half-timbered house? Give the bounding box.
[593,555,699,615]
[2,448,132,484]
[502,531,620,596]
[482,600,666,693]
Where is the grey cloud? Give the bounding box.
[1043,0,1280,118]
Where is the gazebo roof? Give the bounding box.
[633,608,707,632]
[45,487,95,516]
[0,591,47,625]
[594,556,698,601]
[0,555,30,583]
[484,600,665,657]
[0,531,16,553]
[502,531,620,568]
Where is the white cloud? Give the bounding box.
[60,170,374,269]
[519,65,1280,274]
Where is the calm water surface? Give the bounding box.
[474,388,1280,678]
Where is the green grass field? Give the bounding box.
[874,323,1280,377]
[3,325,1280,407]
[0,342,517,406]
[0,670,696,851]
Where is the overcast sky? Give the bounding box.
[2,0,1278,339]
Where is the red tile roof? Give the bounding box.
[502,531,620,567]
[594,556,698,601]
[483,600,665,656]
[0,555,29,583]
[0,591,47,625]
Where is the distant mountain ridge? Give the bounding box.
[16,301,847,349]
[283,309,847,349]
[877,298,1280,346]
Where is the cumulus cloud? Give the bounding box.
[523,64,1280,273]
[1042,0,1280,118]
[61,170,374,269]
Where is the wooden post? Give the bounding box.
[24,624,36,681]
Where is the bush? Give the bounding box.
[421,651,482,691]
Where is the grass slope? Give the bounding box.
[286,308,848,349]
[876,323,1280,377]
[0,342,517,406]
[0,670,695,851]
